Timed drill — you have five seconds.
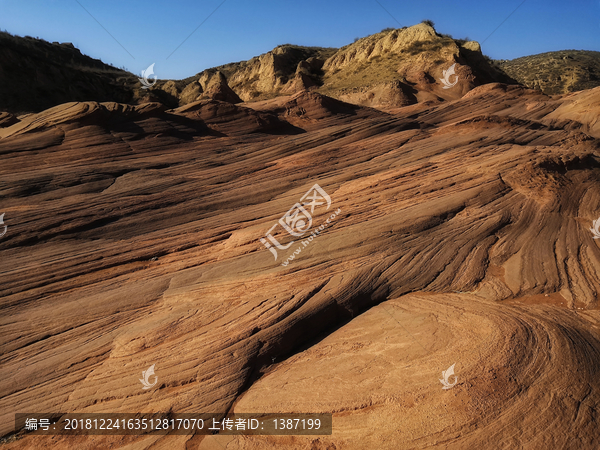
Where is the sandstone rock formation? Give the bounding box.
[147,23,515,111]
[319,23,512,107]
[3,25,598,116]
[176,45,335,104]
[2,84,600,449]
[200,72,242,104]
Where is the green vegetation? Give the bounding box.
[402,39,444,56]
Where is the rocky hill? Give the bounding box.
[153,23,516,108]
[0,24,516,113]
[0,31,139,114]
[157,45,337,104]
[496,50,600,95]
[318,23,514,106]
[2,25,599,113]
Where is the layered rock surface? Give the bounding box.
[1,86,600,449]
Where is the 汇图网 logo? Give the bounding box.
[439,363,458,389]
[260,184,333,261]
[439,63,459,89]
[0,213,6,238]
[140,364,158,389]
[590,217,600,239]
[139,63,157,89]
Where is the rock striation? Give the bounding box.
[2,84,600,449]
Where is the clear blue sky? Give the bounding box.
[1,0,599,80]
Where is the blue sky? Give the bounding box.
[1,0,599,80]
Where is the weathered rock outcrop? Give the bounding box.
[159,24,514,109]
[4,26,599,115]
[2,85,600,449]
[201,71,242,103]
[338,80,418,107]
[319,23,514,107]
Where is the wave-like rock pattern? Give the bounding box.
[1,86,600,449]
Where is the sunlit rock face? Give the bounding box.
[2,84,600,449]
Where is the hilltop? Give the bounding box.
[163,45,337,103]
[155,23,515,108]
[0,24,598,112]
[0,23,515,113]
[0,31,139,114]
[496,50,600,94]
